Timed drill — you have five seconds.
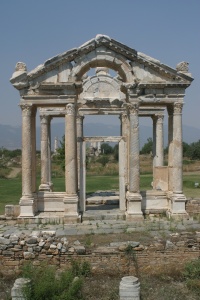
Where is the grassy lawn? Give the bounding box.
[183,174,200,198]
[0,174,200,214]
[0,178,22,215]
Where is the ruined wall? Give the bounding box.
[0,231,199,276]
[186,199,200,215]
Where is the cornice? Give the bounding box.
[10,34,193,90]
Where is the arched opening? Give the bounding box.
[83,115,121,216]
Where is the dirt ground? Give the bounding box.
[1,270,199,300]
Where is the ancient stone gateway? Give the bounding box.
[10,34,193,222]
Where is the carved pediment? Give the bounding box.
[10,34,193,95]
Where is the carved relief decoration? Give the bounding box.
[15,62,27,72]
[176,61,189,73]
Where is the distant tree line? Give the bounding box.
[140,138,200,160]
[1,138,200,161]
[0,147,21,158]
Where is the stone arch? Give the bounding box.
[80,69,126,101]
[71,48,134,83]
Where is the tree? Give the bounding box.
[140,138,153,155]
[113,144,119,161]
[188,140,200,160]
[101,143,113,154]
[183,142,191,157]
[54,135,65,170]
[97,155,109,166]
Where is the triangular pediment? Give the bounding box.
[10,34,193,92]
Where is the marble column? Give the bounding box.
[77,115,85,212]
[47,116,53,191]
[31,107,37,194]
[80,141,86,212]
[170,102,187,215]
[39,115,52,191]
[155,115,164,167]
[172,103,184,193]
[76,115,84,190]
[63,103,78,218]
[152,116,157,167]
[167,105,174,192]
[119,114,128,211]
[19,104,35,217]
[126,104,143,219]
[152,114,164,191]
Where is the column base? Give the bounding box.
[167,193,189,219]
[39,183,53,192]
[63,194,80,223]
[126,191,144,220]
[19,196,35,217]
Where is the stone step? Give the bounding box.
[82,208,126,221]
[86,198,119,205]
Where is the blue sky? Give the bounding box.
[0,0,199,129]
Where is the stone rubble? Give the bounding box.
[0,219,199,272]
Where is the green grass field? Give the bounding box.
[0,174,199,214]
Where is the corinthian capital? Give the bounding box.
[128,103,139,115]
[174,102,183,114]
[157,114,164,123]
[66,104,75,115]
[20,104,32,116]
[40,115,49,124]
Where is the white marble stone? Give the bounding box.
[10,36,193,221]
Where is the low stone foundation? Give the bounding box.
[4,197,200,223]
[186,198,200,215]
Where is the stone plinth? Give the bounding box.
[119,276,140,300]
[126,192,143,221]
[11,278,31,300]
